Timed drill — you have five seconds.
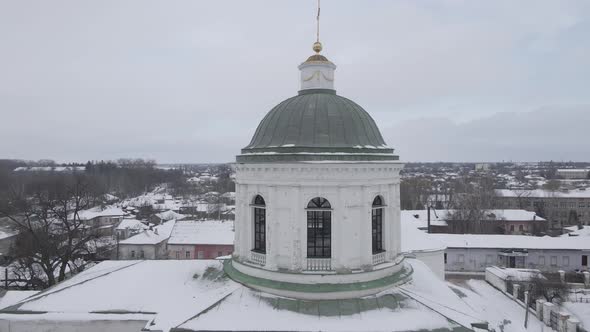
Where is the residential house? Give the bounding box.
[149,210,186,225]
[115,218,149,240]
[495,189,590,229]
[167,220,234,259]
[432,233,590,273]
[76,206,126,236]
[118,220,175,259]
[403,209,547,235]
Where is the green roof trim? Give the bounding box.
[223,259,413,294]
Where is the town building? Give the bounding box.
[118,220,175,259]
[149,210,186,225]
[556,168,590,179]
[433,233,590,273]
[495,189,590,228]
[0,223,18,264]
[403,209,547,235]
[115,218,149,240]
[167,220,234,259]
[76,206,126,236]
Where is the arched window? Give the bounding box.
[306,197,331,258]
[253,195,266,253]
[372,196,384,254]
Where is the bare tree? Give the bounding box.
[529,275,569,304]
[448,175,497,233]
[0,175,99,289]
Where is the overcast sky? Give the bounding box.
[1,1,589,163]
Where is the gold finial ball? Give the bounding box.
[313,41,323,53]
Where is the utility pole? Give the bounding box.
[524,284,532,328]
[427,206,431,233]
[116,232,120,260]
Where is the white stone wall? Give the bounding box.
[298,61,336,90]
[118,242,167,260]
[233,162,403,275]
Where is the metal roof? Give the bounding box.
[237,89,398,163]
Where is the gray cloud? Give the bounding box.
[0,1,589,163]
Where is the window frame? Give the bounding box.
[371,196,385,254]
[252,195,266,253]
[306,197,332,258]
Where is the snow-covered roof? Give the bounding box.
[115,219,149,231]
[496,188,590,198]
[220,192,235,199]
[154,210,185,221]
[0,260,238,332]
[401,209,543,228]
[0,290,39,310]
[430,233,590,250]
[168,220,234,245]
[401,210,449,228]
[119,220,175,245]
[0,259,493,332]
[13,166,85,172]
[76,206,126,220]
[562,225,590,237]
[179,259,483,332]
[400,215,445,253]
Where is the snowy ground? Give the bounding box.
[563,302,590,329]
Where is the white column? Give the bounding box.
[395,181,402,255]
[333,185,343,270]
[267,185,278,270]
[292,184,303,271]
[237,183,250,260]
[542,302,554,326]
[360,185,372,268]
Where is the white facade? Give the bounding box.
[118,241,167,260]
[444,247,590,273]
[556,168,589,179]
[232,162,404,293]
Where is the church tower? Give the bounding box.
[227,6,407,300]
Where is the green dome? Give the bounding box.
[237,89,398,163]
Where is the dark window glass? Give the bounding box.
[307,197,331,209]
[254,195,265,206]
[253,195,266,253]
[307,197,331,258]
[372,196,384,254]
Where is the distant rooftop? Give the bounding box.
[168,220,234,246]
[496,188,590,198]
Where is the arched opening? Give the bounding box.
[306,197,331,258]
[372,196,385,254]
[252,195,266,253]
